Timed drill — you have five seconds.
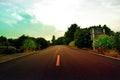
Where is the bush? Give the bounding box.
[69,41,75,47]
[114,32,120,53]
[75,28,92,48]
[0,46,16,54]
[22,39,36,52]
[94,35,114,49]
[5,46,16,55]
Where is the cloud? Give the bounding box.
[0,0,120,40]
[24,0,84,30]
[11,12,23,21]
[0,4,62,39]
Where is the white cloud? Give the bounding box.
[25,0,85,30]
[11,12,23,21]
[24,0,119,31]
[1,0,120,32]
[30,19,39,24]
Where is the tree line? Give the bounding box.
[52,24,120,53]
[0,35,49,54]
[0,23,120,54]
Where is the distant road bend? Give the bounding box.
[0,45,120,80]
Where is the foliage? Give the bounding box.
[0,35,49,54]
[102,25,114,36]
[55,37,64,45]
[51,35,56,45]
[94,35,114,49]
[75,28,92,48]
[69,41,75,47]
[114,32,120,52]
[0,36,9,46]
[14,35,29,49]
[5,46,16,55]
[89,25,114,38]
[0,46,16,54]
[8,38,15,46]
[0,24,118,55]
[74,29,80,40]
[64,24,79,45]
[35,37,48,50]
[22,39,36,52]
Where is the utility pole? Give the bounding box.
[103,28,105,34]
[92,28,95,50]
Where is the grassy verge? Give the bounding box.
[69,46,120,59]
[0,51,37,63]
[84,48,120,59]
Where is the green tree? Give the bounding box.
[8,38,15,46]
[51,35,56,45]
[14,35,29,49]
[0,36,9,46]
[64,23,79,45]
[55,37,64,45]
[75,28,92,48]
[102,25,114,36]
[35,37,48,50]
[89,25,114,39]
[5,46,16,55]
[22,39,36,52]
[114,32,120,52]
[74,29,81,40]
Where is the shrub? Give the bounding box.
[22,39,36,52]
[94,35,114,49]
[114,32,120,53]
[69,41,75,47]
[5,46,16,55]
[0,46,16,54]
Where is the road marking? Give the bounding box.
[56,55,60,67]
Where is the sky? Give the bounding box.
[0,0,120,40]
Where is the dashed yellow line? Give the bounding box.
[56,55,60,67]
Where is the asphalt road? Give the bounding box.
[0,45,120,80]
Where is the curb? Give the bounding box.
[91,52,120,61]
[70,47,120,61]
[0,51,39,64]
[79,49,120,61]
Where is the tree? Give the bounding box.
[0,36,9,46]
[35,37,48,50]
[64,23,79,45]
[5,46,16,55]
[75,28,92,48]
[114,32,120,52]
[102,25,114,36]
[8,38,15,46]
[22,39,36,52]
[55,37,64,45]
[14,35,29,49]
[51,35,56,45]
[74,29,81,40]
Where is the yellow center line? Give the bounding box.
[56,55,60,67]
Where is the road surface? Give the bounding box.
[0,45,120,80]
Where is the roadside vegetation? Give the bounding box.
[0,35,50,55]
[0,23,120,61]
[53,24,120,58]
